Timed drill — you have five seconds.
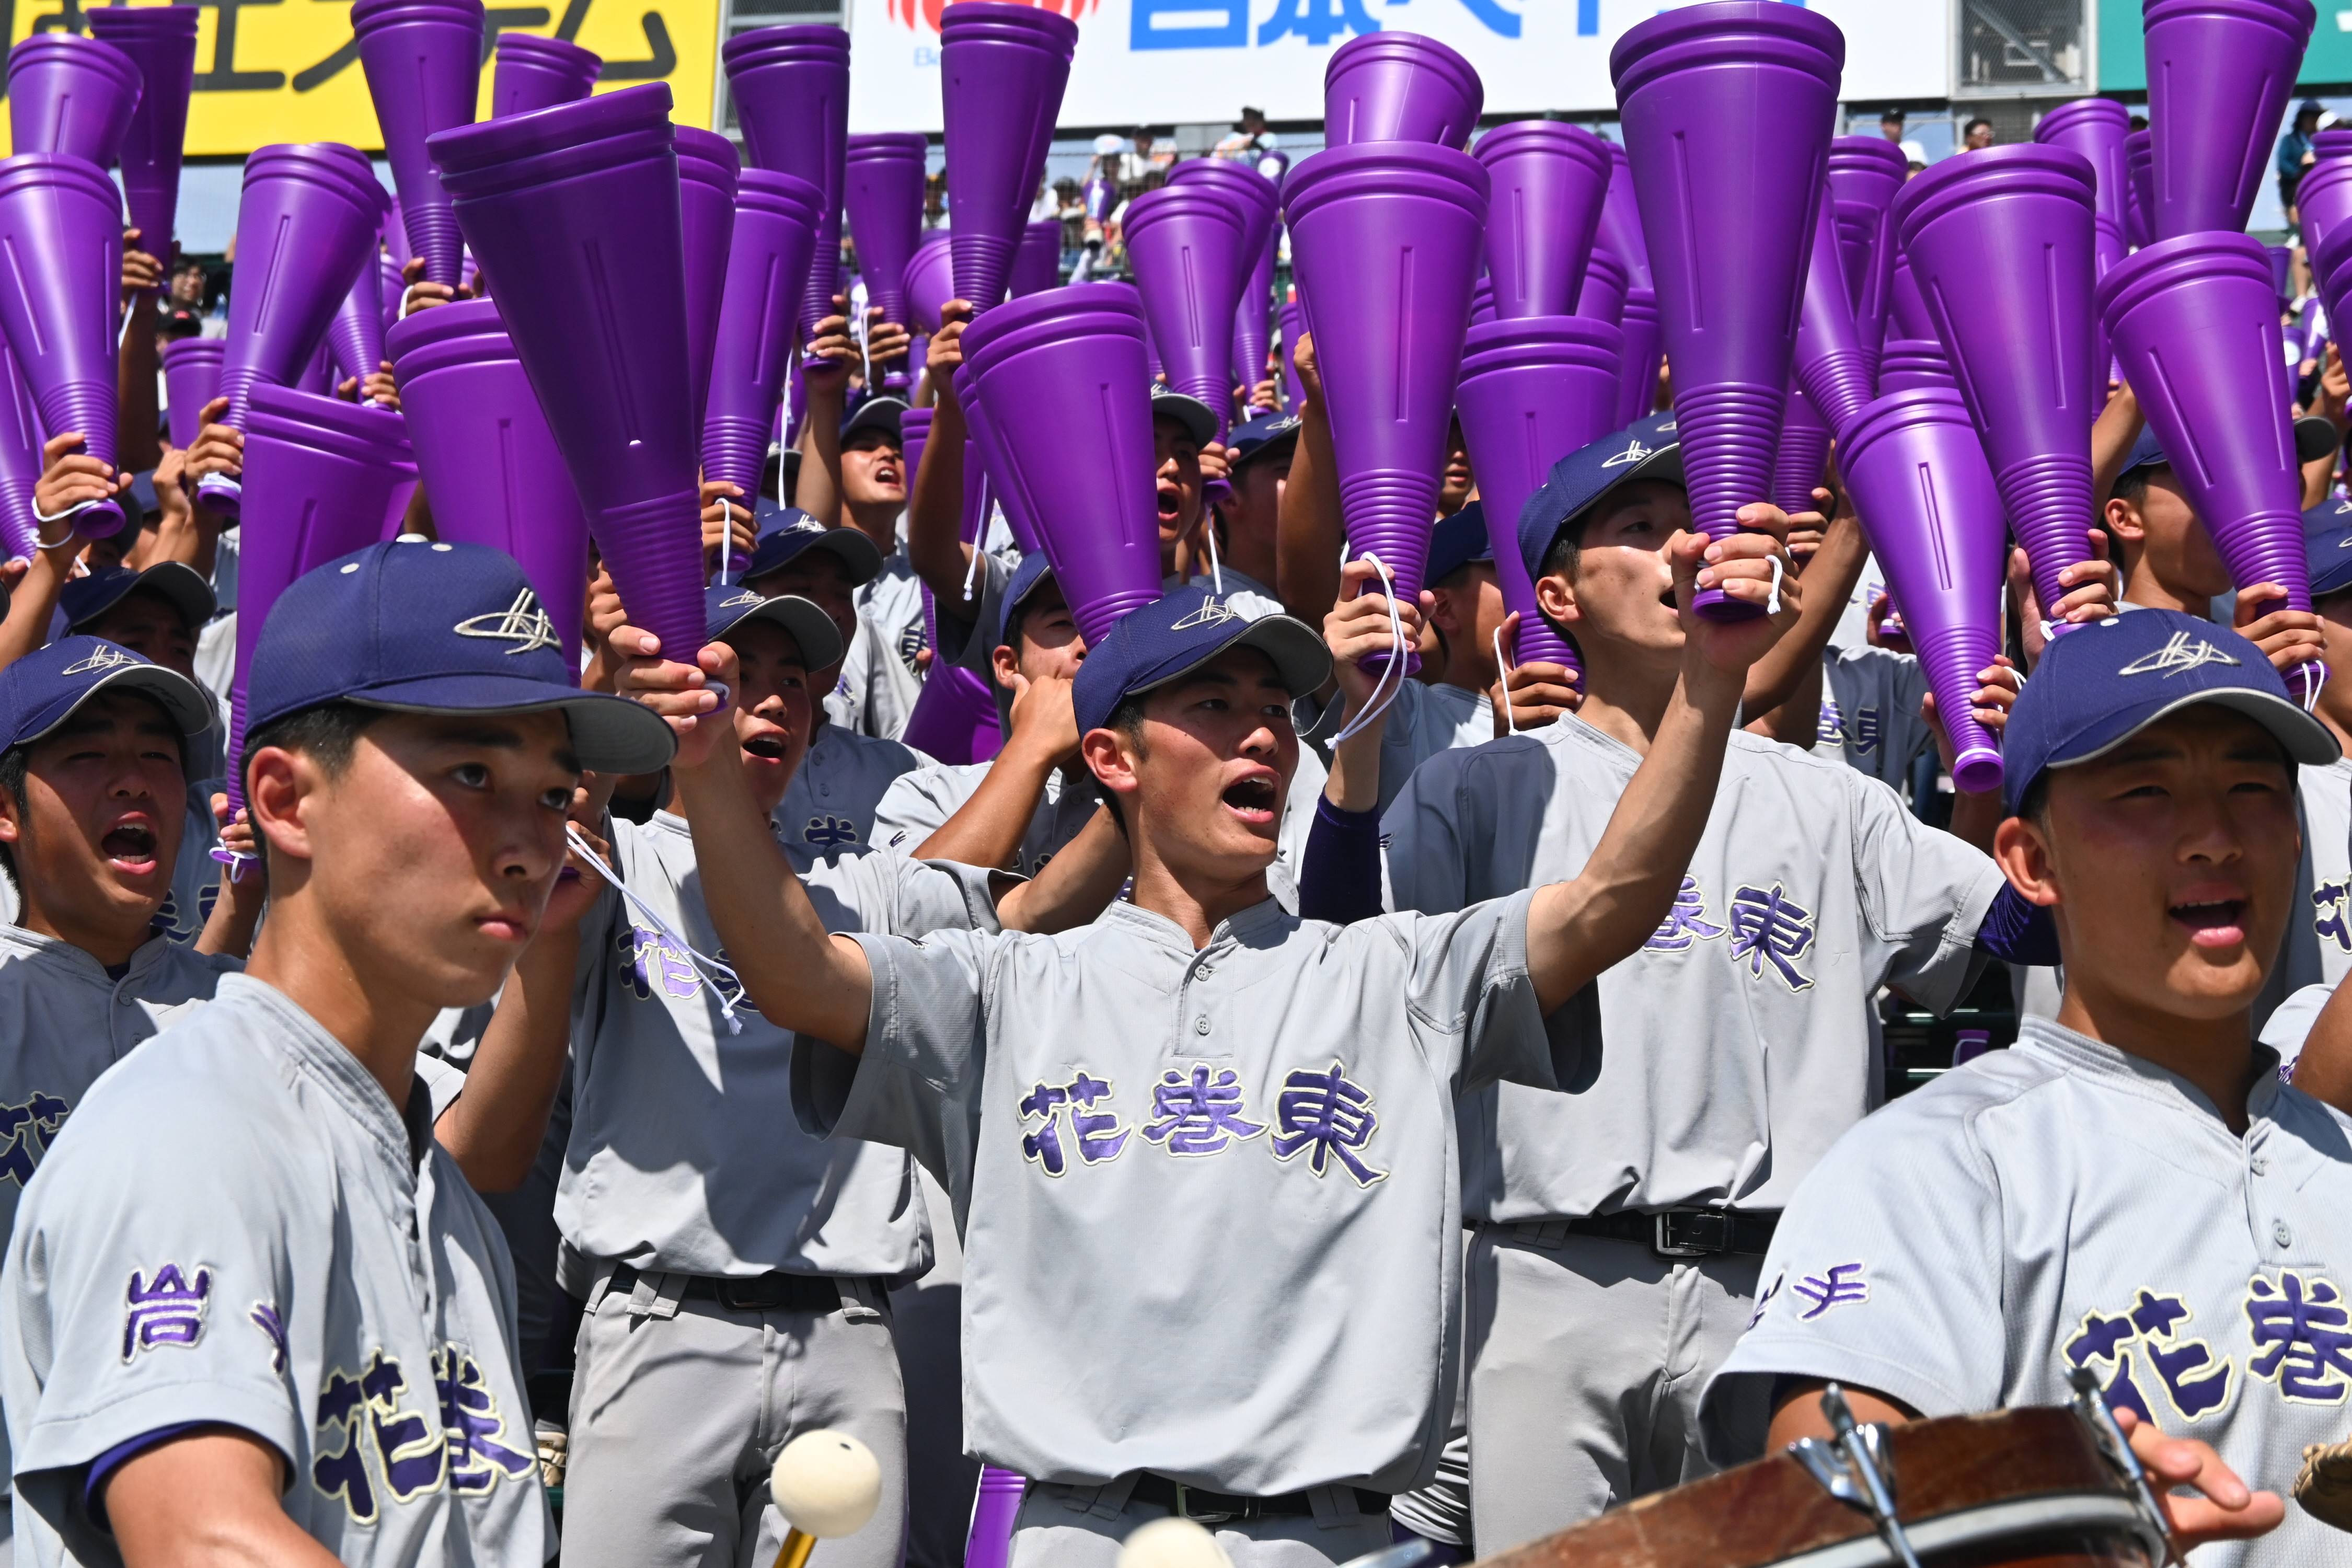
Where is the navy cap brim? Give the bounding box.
[64,561,215,637]
[1150,390,1219,447]
[748,526,885,589]
[841,396,908,445]
[341,674,676,777]
[19,661,214,750]
[1120,613,1332,717]
[1231,422,1299,470]
[713,592,845,672]
[2021,686,2339,811]
[2296,416,2344,467]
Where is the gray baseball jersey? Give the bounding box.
[1375,681,1494,818]
[774,722,932,854]
[1385,720,2003,1217]
[559,812,999,1282]
[2268,759,2352,1022]
[797,890,1570,1496]
[828,615,920,744]
[1703,1014,2352,1568]
[2,974,550,1568]
[1810,645,1932,792]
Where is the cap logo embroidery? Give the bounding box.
[1601,439,1652,469]
[1171,596,1241,630]
[2118,631,2242,678]
[454,590,560,656]
[721,589,765,608]
[62,643,140,677]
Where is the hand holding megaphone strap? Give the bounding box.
[566,823,746,1035]
[1331,551,1407,745]
[1492,626,1516,735]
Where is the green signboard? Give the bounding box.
[2100,0,2352,90]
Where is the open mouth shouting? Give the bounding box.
[1156,480,1183,527]
[1220,770,1280,828]
[2170,891,2250,950]
[98,815,159,877]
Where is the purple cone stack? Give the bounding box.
[1472,120,1612,319]
[84,8,197,272]
[1124,184,1245,437]
[724,25,851,337]
[7,33,141,169]
[162,336,223,452]
[1011,218,1062,297]
[676,127,741,435]
[2142,0,2316,241]
[1824,136,1907,382]
[938,4,1074,314]
[351,0,483,288]
[0,347,42,561]
[1322,31,1482,150]
[0,153,131,535]
[845,133,927,337]
[492,32,601,119]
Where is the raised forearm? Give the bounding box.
[908,395,972,599]
[1743,513,1862,716]
[434,928,577,1192]
[798,382,850,527]
[995,808,1131,933]
[914,747,1055,869]
[1275,395,1344,621]
[118,312,162,475]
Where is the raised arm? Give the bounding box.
[1740,493,1862,724]
[914,669,1073,868]
[612,628,875,1053]
[1527,518,1797,1013]
[793,297,858,528]
[1273,331,1345,624]
[993,806,1131,933]
[908,303,977,603]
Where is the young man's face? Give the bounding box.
[283,710,580,1010]
[1428,563,1508,674]
[82,591,198,682]
[1438,418,1473,517]
[1154,414,1204,561]
[840,429,904,510]
[748,552,858,703]
[1536,480,1690,666]
[2007,706,2299,1021]
[995,581,1087,687]
[0,692,186,937]
[2316,586,2352,733]
[725,620,814,815]
[1101,645,1296,880]
[2111,468,2233,602]
[168,268,202,306]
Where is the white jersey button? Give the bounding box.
[2275,1219,2296,1248]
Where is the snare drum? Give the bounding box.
[1470,1405,2165,1568]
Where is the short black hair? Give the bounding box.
[1090,693,1148,836]
[1965,117,1993,134]
[2109,464,2151,510]
[239,701,384,804]
[0,744,26,900]
[2016,769,2050,828]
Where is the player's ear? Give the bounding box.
[1078,725,1140,802]
[2103,494,2144,543]
[1535,569,1579,630]
[1992,811,2060,909]
[245,745,325,866]
[991,644,1021,691]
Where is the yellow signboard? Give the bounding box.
[0,0,720,158]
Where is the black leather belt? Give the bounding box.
[1128,1474,1390,1523]
[607,1264,854,1315]
[1564,1208,1779,1258]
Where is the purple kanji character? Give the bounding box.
[1728,884,1817,991]
[1271,1061,1386,1186]
[1791,1263,1869,1320]
[1645,877,1726,953]
[1143,1064,1266,1155]
[1849,706,1884,756]
[122,1263,210,1360]
[2246,1271,2352,1403]
[2316,881,2352,954]
[313,1370,377,1521]
[362,1352,447,1498]
[1064,1072,1130,1164]
[803,815,860,848]
[1020,1081,1071,1176]
[0,1092,70,1186]
[1816,700,1846,746]
[434,1347,536,1492]
[250,1303,288,1374]
[1749,1272,1783,1330]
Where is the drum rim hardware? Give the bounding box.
[1786,1383,1924,1568]
[2066,1364,2185,1568]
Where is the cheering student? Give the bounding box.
[1380,420,2116,1551]
[1705,611,2347,1568]
[0,539,672,1568]
[555,584,1123,1568]
[609,503,1795,1568]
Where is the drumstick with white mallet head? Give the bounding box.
[767,1430,883,1568]
[1118,1517,1232,1568]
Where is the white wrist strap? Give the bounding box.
[566,824,746,1035]
[1330,551,1406,745]
[1493,626,1516,734]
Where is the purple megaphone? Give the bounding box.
[1010,218,1062,297]
[1596,140,1652,290]
[2125,129,2153,250]
[1573,246,1627,324]
[957,376,1040,555]
[2108,230,2325,704]
[0,153,126,537]
[162,336,223,452]
[387,298,593,664]
[1470,278,1495,327]
[844,133,927,337]
[1613,0,1843,618]
[200,143,385,516]
[960,284,1161,645]
[1837,387,2008,792]
[1471,120,1612,320]
[0,345,41,561]
[1793,189,1874,434]
[965,1468,1027,1568]
[2144,0,2316,241]
[351,0,484,289]
[901,647,1002,765]
[1876,337,1957,394]
[2032,97,2129,240]
[2320,128,2352,159]
[428,83,706,672]
[1322,31,1482,149]
[6,33,141,170]
[677,126,741,436]
[1168,157,1281,396]
[1124,184,1246,437]
[1232,237,1277,401]
[327,251,389,394]
[2302,158,2352,297]
[724,25,850,337]
[1825,137,1907,375]
[492,32,601,118]
[223,384,418,835]
[703,168,823,505]
[1887,249,1933,340]
[1616,284,1661,426]
[1285,141,1488,666]
[1455,315,1622,677]
[84,7,195,273]
[1278,296,1306,411]
[939,4,1075,315]
[901,404,931,502]
[904,227,955,333]
[1894,143,2099,625]
[384,195,416,272]
[1773,381,1831,517]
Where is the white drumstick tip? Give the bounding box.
[770,1431,882,1540]
[1118,1516,1232,1568]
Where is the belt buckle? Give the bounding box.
[1172,1484,1237,1525]
[1654,1211,1728,1258]
[720,1276,788,1312]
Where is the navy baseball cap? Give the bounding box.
[1149,382,1219,447]
[1227,411,1299,471]
[245,538,674,776]
[1515,411,1685,584]
[0,637,213,755]
[1073,584,1330,735]
[2306,497,2352,597]
[704,584,844,670]
[840,394,907,445]
[1426,501,1493,585]
[2001,608,2337,813]
[59,561,215,638]
[2122,422,2337,494]
[744,501,884,586]
[992,550,1059,653]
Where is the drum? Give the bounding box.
[1471,1404,2167,1568]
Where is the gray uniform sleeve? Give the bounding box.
[792,928,995,1208]
[1848,774,2004,1011]
[1701,1093,2007,1461]
[874,768,962,857]
[1401,888,1583,1092]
